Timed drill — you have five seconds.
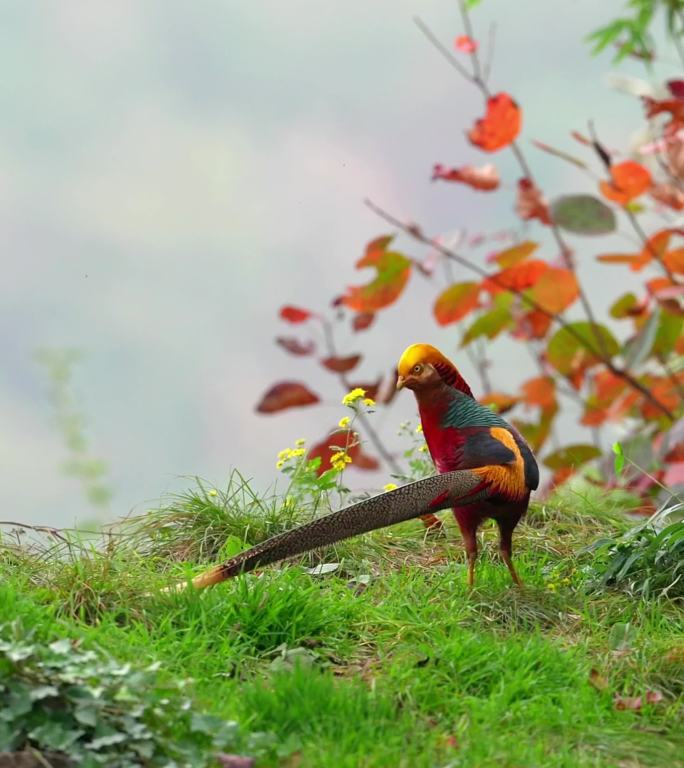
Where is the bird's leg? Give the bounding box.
[497,517,523,587]
[453,509,479,589]
[420,513,444,532]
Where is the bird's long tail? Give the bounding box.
[168,469,488,592]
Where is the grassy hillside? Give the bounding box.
[1,477,683,767]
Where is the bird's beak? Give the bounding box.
[396,375,406,390]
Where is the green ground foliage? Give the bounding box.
[1,478,683,767]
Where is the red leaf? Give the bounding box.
[664,441,684,462]
[352,312,375,332]
[649,182,684,211]
[643,95,684,127]
[321,354,362,374]
[516,178,551,225]
[256,382,320,413]
[432,163,500,191]
[468,93,521,152]
[599,161,652,206]
[342,236,412,312]
[483,260,549,294]
[308,429,380,475]
[433,282,480,325]
[276,337,315,356]
[280,305,312,324]
[667,80,684,100]
[455,35,477,53]
[614,691,664,711]
[529,267,579,313]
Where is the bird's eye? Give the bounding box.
[413,364,422,374]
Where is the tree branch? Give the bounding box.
[364,198,676,422]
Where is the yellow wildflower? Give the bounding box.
[276,460,285,470]
[383,483,398,492]
[418,445,428,453]
[290,448,305,458]
[338,416,351,429]
[547,582,558,592]
[415,424,423,433]
[294,438,306,446]
[363,398,375,407]
[278,449,290,460]
[208,488,218,497]
[330,451,346,463]
[342,387,366,406]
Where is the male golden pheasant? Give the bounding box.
[172,343,538,592]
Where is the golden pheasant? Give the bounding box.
[170,343,538,592]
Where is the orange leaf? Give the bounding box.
[513,309,553,340]
[321,354,361,373]
[516,178,551,225]
[521,376,556,412]
[432,163,500,191]
[494,241,539,268]
[433,282,480,325]
[599,161,652,205]
[483,259,549,294]
[529,267,579,313]
[479,392,519,414]
[343,236,412,312]
[468,93,521,152]
[455,35,477,53]
[280,305,312,323]
[663,247,684,274]
[256,382,320,413]
[597,230,673,272]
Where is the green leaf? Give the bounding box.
[461,294,513,347]
[612,442,625,477]
[653,310,684,357]
[610,292,638,319]
[551,195,616,235]
[29,722,84,751]
[547,322,619,375]
[543,443,602,470]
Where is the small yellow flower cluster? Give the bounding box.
[383,483,398,492]
[418,445,429,453]
[276,441,307,470]
[546,577,571,592]
[342,387,366,406]
[415,424,423,433]
[330,450,353,472]
[338,416,351,429]
[342,388,375,409]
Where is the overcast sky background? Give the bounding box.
[2,1,680,527]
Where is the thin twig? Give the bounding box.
[413,16,475,83]
[319,317,404,475]
[482,22,496,84]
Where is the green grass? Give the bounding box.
[2,480,684,767]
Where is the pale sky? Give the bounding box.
[2,1,678,526]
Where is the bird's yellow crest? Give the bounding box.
[397,343,474,397]
[397,344,456,377]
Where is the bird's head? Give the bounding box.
[396,343,474,397]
